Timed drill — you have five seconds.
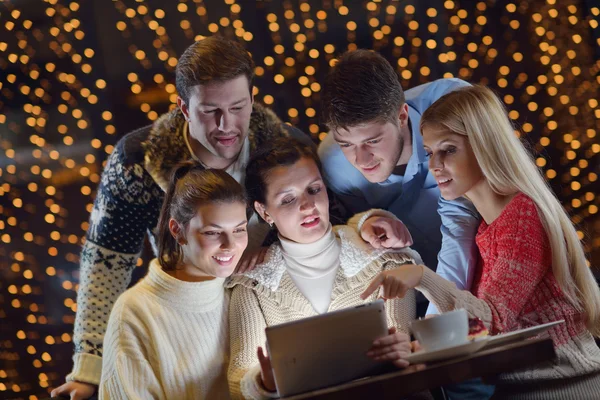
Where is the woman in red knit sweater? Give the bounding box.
[362,85,600,399]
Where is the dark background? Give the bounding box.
[0,0,599,398]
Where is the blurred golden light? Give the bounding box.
[263,95,274,105]
[1,3,599,395]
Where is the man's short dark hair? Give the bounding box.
[322,49,405,131]
[176,35,255,104]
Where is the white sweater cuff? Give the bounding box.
[240,365,279,400]
[347,209,399,233]
[416,268,493,329]
[66,352,103,385]
[416,267,458,313]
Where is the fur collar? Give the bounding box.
[142,103,290,191]
[226,226,423,292]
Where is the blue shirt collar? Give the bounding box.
[384,104,426,183]
[376,104,428,186]
[408,104,427,168]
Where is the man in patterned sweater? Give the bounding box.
[52,35,313,399]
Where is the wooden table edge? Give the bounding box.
[282,338,556,400]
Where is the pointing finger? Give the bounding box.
[361,272,386,300]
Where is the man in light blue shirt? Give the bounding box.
[320,50,479,316]
[319,47,491,400]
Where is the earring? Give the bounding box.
[268,221,273,228]
[178,239,187,245]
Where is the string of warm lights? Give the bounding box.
[0,1,598,398]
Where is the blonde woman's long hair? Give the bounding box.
[420,85,600,336]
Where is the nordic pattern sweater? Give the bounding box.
[68,104,310,384]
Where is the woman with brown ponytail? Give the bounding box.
[99,163,249,400]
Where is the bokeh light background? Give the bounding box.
[0,0,599,398]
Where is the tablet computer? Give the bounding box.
[265,299,389,397]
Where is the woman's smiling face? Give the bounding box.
[178,201,248,279]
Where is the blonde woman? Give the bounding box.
[362,85,600,399]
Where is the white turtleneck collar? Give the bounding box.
[145,259,226,313]
[278,224,341,278]
[278,224,341,313]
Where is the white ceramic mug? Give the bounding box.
[411,309,469,351]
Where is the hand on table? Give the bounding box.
[367,327,412,368]
[360,216,413,249]
[51,381,96,400]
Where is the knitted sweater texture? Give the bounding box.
[99,259,230,400]
[68,104,309,384]
[416,194,600,390]
[225,225,422,399]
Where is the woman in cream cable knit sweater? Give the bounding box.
[364,86,600,399]
[99,164,249,399]
[226,139,428,399]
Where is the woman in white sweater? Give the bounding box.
[227,139,428,399]
[100,164,249,399]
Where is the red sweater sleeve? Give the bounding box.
[416,196,552,334]
[477,198,551,334]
